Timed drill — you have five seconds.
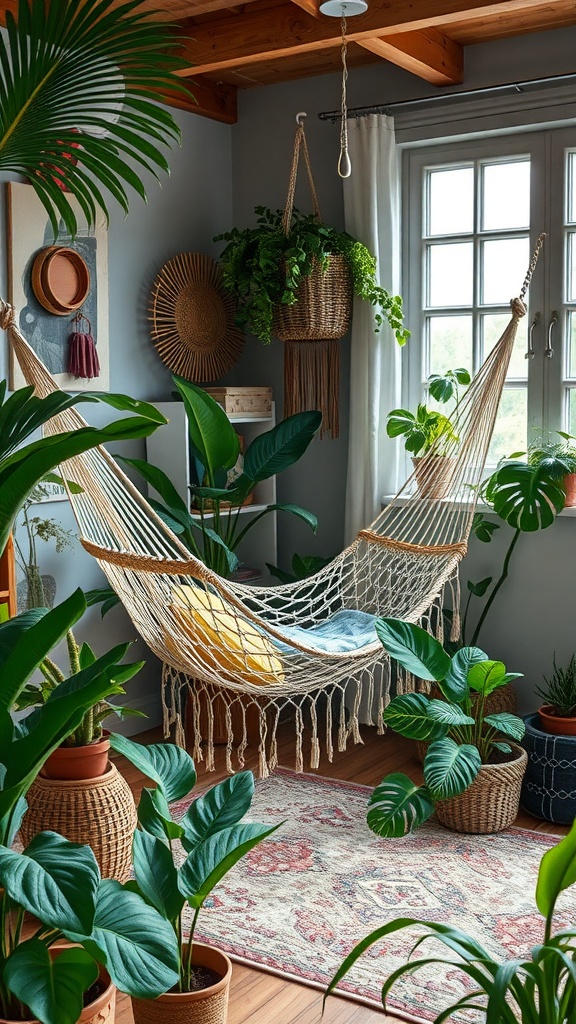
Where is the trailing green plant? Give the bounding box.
[121,377,321,578]
[367,617,524,839]
[326,818,576,1024]
[386,367,470,456]
[536,654,576,717]
[109,734,281,993]
[0,588,180,1023]
[0,0,186,238]
[464,445,573,646]
[215,206,409,346]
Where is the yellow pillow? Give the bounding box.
[168,584,284,686]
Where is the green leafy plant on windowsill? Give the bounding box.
[386,367,470,456]
[326,819,576,1024]
[214,206,409,347]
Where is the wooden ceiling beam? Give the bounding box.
[161,77,237,124]
[358,29,463,86]
[177,0,555,76]
[288,0,321,19]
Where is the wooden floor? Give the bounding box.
[111,722,567,1024]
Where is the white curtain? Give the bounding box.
[343,114,402,543]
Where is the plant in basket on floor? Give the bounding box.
[0,589,180,1024]
[326,818,576,1024]
[369,617,526,837]
[109,734,281,1023]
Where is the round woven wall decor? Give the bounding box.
[149,252,244,381]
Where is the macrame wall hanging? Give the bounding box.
[273,115,352,439]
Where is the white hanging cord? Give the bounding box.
[338,13,351,178]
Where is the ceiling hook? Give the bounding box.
[296,111,307,125]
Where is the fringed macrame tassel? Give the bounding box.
[350,679,362,745]
[338,688,348,752]
[309,699,320,769]
[268,706,280,773]
[450,575,462,642]
[326,690,334,762]
[377,661,390,734]
[188,683,204,765]
[225,703,234,775]
[237,703,248,770]
[205,697,215,772]
[436,595,445,644]
[258,706,269,779]
[295,706,304,773]
[283,339,340,439]
[365,669,375,728]
[68,313,100,380]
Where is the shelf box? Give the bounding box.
[204,386,272,417]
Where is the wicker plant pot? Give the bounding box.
[272,254,352,342]
[131,943,232,1024]
[412,456,457,499]
[521,712,576,824]
[0,964,115,1023]
[434,742,527,834]
[415,682,518,763]
[19,763,136,881]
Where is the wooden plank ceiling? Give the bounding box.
[18,0,576,124]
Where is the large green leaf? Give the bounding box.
[5,942,98,1024]
[118,456,188,513]
[0,0,185,238]
[442,646,487,702]
[484,713,525,741]
[382,692,440,741]
[375,618,451,681]
[173,378,240,481]
[137,786,184,842]
[537,820,576,920]
[110,733,197,802]
[424,739,481,800]
[467,660,522,697]
[0,832,98,934]
[488,461,565,531]
[79,879,180,999]
[367,774,435,838]
[132,830,184,922]
[242,411,321,482]
[178,822,281,907]
[180,771,255,850]
[427,700,475,728]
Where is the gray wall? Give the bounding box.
[3,108,233,730]
[230,25,576,712]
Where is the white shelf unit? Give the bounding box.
[145,401,278,577]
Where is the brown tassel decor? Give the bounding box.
[67,311,100,380]
[284,339,340,439]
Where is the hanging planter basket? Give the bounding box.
[272,253,352,342]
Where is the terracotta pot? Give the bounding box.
[434,742,527,834]
[0,963,115,1023]
[131,943,232,1024]
[41,735,110,781]
[412,455,457,499]
[564,472,576,507]
[537,704,576,736]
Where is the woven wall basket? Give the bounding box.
[434,742,527,834]
[19,762,137,882]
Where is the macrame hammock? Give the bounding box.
[4,236,543,777]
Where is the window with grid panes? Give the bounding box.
[403,129,576,469]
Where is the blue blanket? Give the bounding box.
[271,608,378,654]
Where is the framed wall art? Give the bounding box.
[7,181,109,392]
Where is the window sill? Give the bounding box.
[382,495,576,517]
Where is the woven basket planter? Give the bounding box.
[0,963,115,1024]
[19,763,136,882]
[434,741,527,834]
[131,943,232,1024]
[521,712,576,824]
[415,682,518,763]
[272,254,352,342]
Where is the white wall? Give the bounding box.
[2,107,233,731]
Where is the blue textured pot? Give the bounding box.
[521,712,576,823]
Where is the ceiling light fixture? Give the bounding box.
[318,0,368,178]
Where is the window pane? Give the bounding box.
[568,151,576,224]
[568,389,576,436]
[428,315,473,376]
[488,388,527,464]
[482,161,530,231]
[482,313,528,379]
[428,243,473,307]
[568,311,576,378]
[482,237,529,305]
[567,232,576,303]
[428,167,474,236]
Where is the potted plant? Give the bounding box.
[386,367,470,498]
[369,617,526,836]
[121,377,322,578]
[109,733,281,1024]
[529,431,576,507]
[215,206,409,348]
[535,654,576,735]
[0,589,181,1024]
[13,479,76,611]
[326,817,576,1024]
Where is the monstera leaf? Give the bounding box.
[486,460,565,531]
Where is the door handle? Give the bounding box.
[545,311,557,359]
[526,311,539,359]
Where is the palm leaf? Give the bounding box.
[0,0,187,236]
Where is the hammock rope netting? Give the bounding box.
[3,234,544,776]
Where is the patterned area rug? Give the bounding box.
[172,769,576,1024]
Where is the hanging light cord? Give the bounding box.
[338,11,352,178]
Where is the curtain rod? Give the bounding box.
[317,71,576,122]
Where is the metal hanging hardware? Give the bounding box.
[525,310,539,359]
[545,310,557,358]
